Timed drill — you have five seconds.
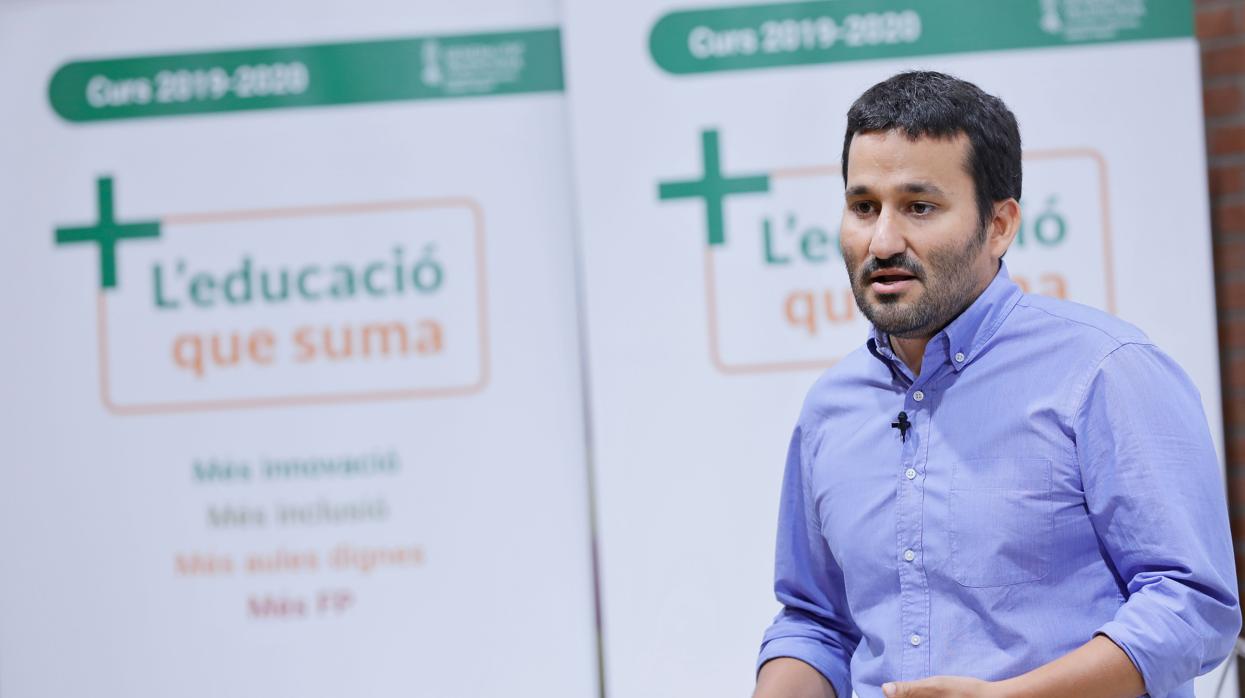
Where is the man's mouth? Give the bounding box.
[868,270,919,295]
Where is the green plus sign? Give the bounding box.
[55,176,160,291]
[658,129,769,247]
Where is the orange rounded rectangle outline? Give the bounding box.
[97,196,490,415]
[706,148,1114,375]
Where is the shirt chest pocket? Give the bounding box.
[948,458,1053,588]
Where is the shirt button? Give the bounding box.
[904,549,916,562]
[913,390,925,402]
[905,468,917,480]
[910,634,922,646]
[954,352,966,363]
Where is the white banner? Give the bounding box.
[0,2,598,697]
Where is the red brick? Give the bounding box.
[1215,238,1245,278]
[1232,513,1245,539]
[1211,164,1245,196]
[1214,202,1245,234]
[1204,43,1245,78]
[1219,316,1245,347]
[1229,354,1245,389]
[1221,390,1245,428]
[1199,7,1244,40]
[1227,391,1245,423]
[1229,471,1245,502]
[1209,124,1245,154]
[1228,433,1245,464]
[1220,278,1245,311]
[1205,83,1245,118]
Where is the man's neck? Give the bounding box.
[890,335,929,377]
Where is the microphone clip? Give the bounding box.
[892,411,911,442]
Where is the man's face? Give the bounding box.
[840,130,1000,339]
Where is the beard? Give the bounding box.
[844,229,987,339]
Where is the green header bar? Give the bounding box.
[50,27,564,123]
[651,0,1193,75]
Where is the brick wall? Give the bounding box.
[1201,0,1245,691]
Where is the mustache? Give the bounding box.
[857,255,926,284]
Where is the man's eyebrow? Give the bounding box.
[901,181,948,196]
[844,182,949,197]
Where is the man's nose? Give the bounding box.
[867,208,907,260]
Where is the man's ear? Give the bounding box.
[988,198,1021,258]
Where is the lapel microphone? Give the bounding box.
[891,411,911,442]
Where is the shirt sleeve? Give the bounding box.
[758,423,861,698]
[1075,342,1241,698]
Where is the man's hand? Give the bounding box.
[881,676,999,698]
[876,635,1144,698]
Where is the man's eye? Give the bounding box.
[851,202,876,215]
[910,202,935,215]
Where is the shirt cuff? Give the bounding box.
[1093,624,1158,698]
[758,636,851,698]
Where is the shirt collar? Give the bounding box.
[867,261,1022,373]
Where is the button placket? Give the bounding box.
[897,393,931,678]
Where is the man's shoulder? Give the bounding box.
[796,343,879,425]
[1008,292,1151,351]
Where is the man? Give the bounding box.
[753,71,1241,698]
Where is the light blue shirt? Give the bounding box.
[758,263,1240,698]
